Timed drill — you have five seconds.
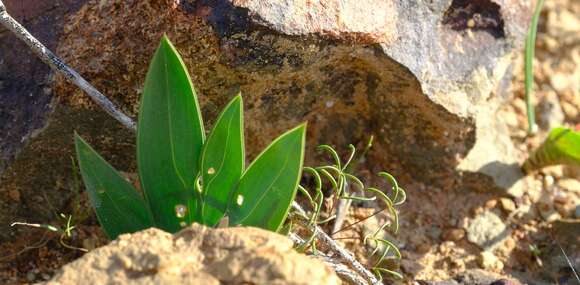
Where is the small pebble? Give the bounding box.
[543,175,555,188]
[542,166,564,178]
[485,199,498,209]
[26,271,36,282]
[499,198,516,212]
[479,251,504,271]
[537,202,561,222]
[442,228,465,241]
[558,178,580,193]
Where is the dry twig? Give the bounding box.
[292,202,382,285]
[0,0,136,131]
[289,233,370,285]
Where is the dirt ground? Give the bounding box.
[387,0,580,283]
[0,0,579,284]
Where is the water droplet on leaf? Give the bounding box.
[207,167,215,175]
[179,221,187,227]
[236,195,244,206]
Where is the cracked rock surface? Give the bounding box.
[45,224,340,285]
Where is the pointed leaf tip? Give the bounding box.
[138,35,205,231]
[161,34,171,44]
[200,94,245,226]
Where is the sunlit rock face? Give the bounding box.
[45,224,341,284]
[0,0,531,238]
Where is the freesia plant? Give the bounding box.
[75,36,306,239]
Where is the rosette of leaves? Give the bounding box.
[74,36,306,239]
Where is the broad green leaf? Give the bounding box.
[523,127,580,172]
[137,36,205,232]
[74,134,154,240]
[200,94,244,226]
[229,124,306,231]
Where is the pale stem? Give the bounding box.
[292,202,383,285]
[0,1,136,131]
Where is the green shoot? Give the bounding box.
[523,127,580,172]
[294,141,406,280]
[524,0,545,134]
[74,36,306,238]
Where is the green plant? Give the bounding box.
[292,142,406,281]
[523,127,580,172]
[75,36,306,239]
[10,213,86,253]
[7,158,89,254]
[524,0,545,134]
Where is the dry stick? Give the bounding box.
[0,1,379,283]
[332,206,386,236]
[319,255,371,285]
[289,233,369,285]
[0,1,136,131]
[292,202,382,285]
[332,185,353,233]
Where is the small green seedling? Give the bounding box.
[523,127,580,173]
[523,0,545,134]
[293,140,406,281]
[75,36,306,239]
[11,213,87,252]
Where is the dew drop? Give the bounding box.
[207,167,215,175]
[236,195,244,206]
[175,204,187,218]
[179,221,187,227]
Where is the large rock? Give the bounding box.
[53,0,530,186]
[0,0,532,237]
[0,0,90,240]
[45,224,340,285]
[0,0,79,175]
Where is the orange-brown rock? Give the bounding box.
[1,0,532,241]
